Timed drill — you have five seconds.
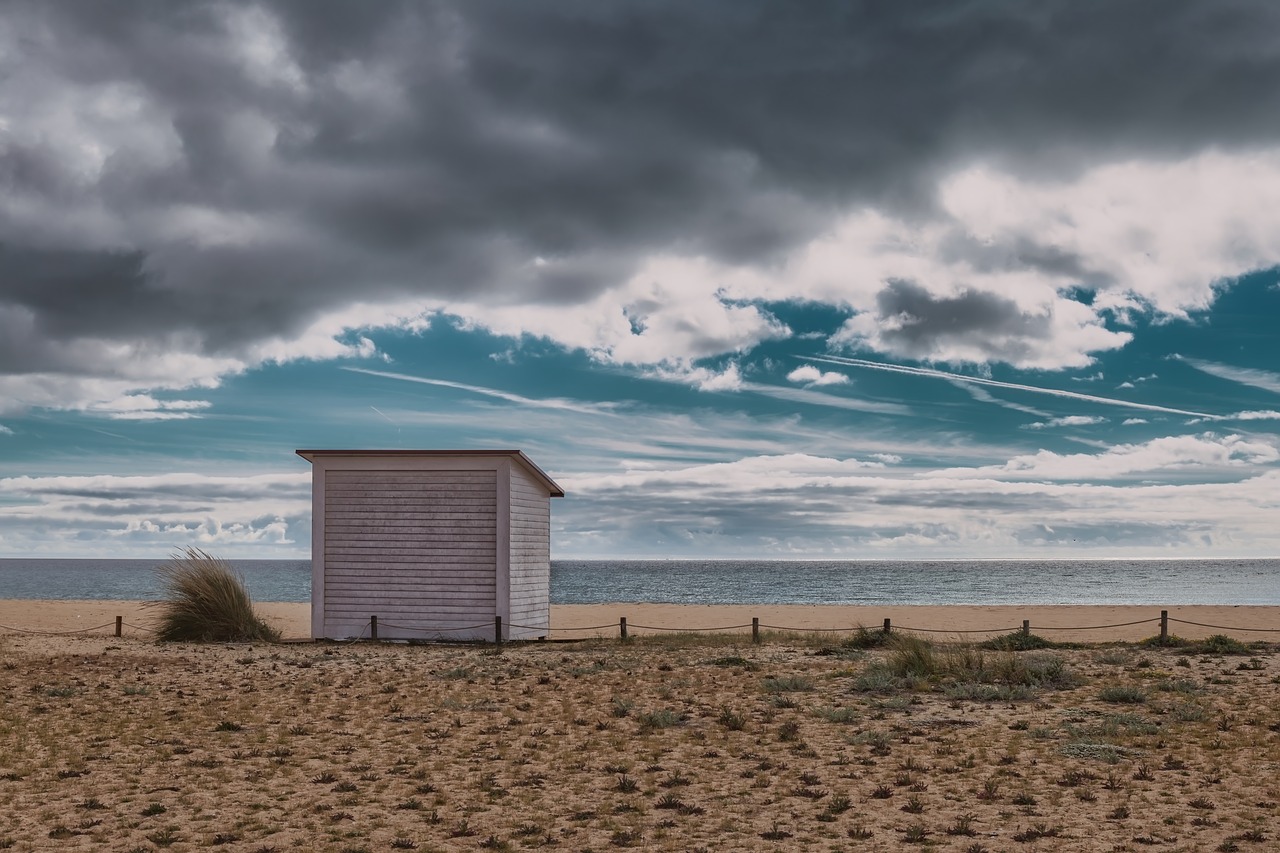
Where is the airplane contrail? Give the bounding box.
[803,355,1216,419]
[345,367,616,415]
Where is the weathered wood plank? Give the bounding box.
[326,564,494,574]
[326,586,496,597]
[327,470,495,481]
[325,545,496,556]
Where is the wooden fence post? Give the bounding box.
[1022,619,1030,638]
[883,617,892,635]
[495,615,503,646]
[1160,610,1168,643]
[752,617,760,645]
[369,615,378,641]
[115,616,122,638]
[619,617,628,641]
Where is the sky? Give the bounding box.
[1,1,1279,560]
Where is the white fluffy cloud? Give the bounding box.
[1025,415,1106,430]
[558,438,1280,557]
[786,365,849,386]
[0,472,311,555]
[937,433,1280,480]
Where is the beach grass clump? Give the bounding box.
[886,634,936,678]
[1196,634,1252,655]
[150,548,280,643]
[1138,633,1191,648]
[976,631,1058,651]
[842,625,891,649]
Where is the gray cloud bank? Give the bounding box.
[4,0,1280,411]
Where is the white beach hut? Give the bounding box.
[297,449,564,641]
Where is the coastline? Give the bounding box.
[3,599,1279,643]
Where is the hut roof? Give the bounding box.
[295,449,565,497]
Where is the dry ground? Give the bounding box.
[1,631,1278,852]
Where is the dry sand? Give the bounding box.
[2,600,1280,850]
[3,599,1280,643]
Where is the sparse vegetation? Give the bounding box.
[0,622,1275,850]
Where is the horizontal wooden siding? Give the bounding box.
[324,469,497,634]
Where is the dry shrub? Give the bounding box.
[150,548,281,643]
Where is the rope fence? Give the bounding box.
[4,608,1280,644]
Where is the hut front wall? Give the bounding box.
[507,462,552,639]
[321,467,498,639]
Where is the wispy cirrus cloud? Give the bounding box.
[806,355,1214,419]
[343,367,619,416]
[1177,357,1280,395]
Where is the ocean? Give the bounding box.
[0,557,1277,606]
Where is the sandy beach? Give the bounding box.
[3,599,1279,643]
[1,609,1278,851]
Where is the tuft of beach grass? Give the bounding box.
[148,548,280,643]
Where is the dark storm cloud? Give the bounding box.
[4,0,1280,385]
[865,279,1053,362]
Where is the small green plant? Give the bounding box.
[903,823,930,843]
[1012,823,1060,842]
[147,828,179,847]
[761,675,814,692]
[654,793,684,810]
[150,549,280,642]
[1099,684,1147,703]
[717,707,747,730]
[636,709,683,730]
[814,706,859,723]
[759,823,792,840]
[824,794,852,815]
[947,813,978,836]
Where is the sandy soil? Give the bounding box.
[2,600,1279,643]
[1,621,1279,851]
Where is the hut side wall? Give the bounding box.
[320,468,498,639]
[507,462,552,639]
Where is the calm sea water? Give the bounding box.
[0,558,1277,605]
